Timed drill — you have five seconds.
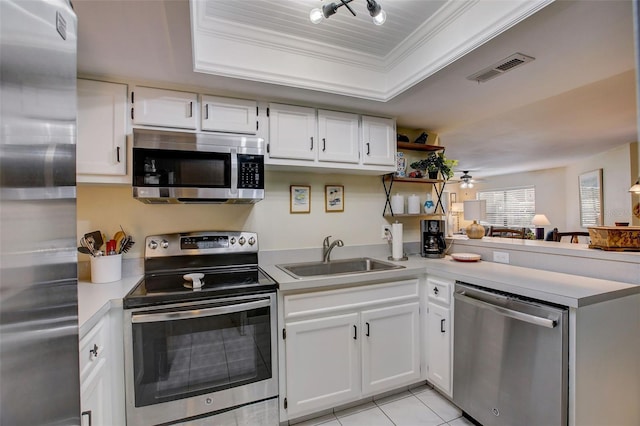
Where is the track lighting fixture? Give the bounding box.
[310,0,386,25]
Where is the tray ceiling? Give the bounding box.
[191,0,554,101]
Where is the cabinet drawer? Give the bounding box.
[284,279,419,319]
[79,317,108,382]
[426,276,453,306]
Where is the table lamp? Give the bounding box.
[532,214,551,240]
[463,200,486,239]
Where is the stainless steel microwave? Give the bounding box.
[132,129,264,204]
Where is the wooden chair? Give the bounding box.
[488,226,527,239]
[551,230,590,243]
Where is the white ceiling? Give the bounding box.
[74,0,638,180]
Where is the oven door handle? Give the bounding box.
[131,299,270,323]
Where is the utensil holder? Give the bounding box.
[90,254,122,283]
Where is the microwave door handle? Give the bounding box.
[230,149,238,194]
[131,299,270,323]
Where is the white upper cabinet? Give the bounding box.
[317,110,359,164]
[201,95,257,134]
[361,116,396,166]
[77,79,127,180]
[268,103,317,161]
[132,86,197,129]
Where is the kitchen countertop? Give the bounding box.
[263,255,640,308]
[77,252,640,337]
[78,275,141,337]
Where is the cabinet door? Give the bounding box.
[427,302,452,396]
[285,313,359,417]
[79,317,112,426]
[201,95,257,134]
[317,110,359,164]
[81,359,110,426]
[361,116,395,166]
[268,103,316,161]
[361,302,421,396]
[77,79,127,177]
[132,86,197,129]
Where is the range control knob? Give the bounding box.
[161,240,169,249]
[148,240,158,250]
[238,236,246,245]
[248,236,256,246]
[230,237,236,245]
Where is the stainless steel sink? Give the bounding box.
[277,257,404,279]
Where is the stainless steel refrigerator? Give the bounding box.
[0,0,80,424]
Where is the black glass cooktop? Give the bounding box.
[124,267,277,309]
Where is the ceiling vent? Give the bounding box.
[467,53,535,83]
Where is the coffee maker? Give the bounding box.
[421,219,447,258]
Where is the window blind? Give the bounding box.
[477,186,535,227]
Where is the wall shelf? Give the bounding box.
[396,142,445,152]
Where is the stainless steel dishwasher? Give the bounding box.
[453,282,568,426]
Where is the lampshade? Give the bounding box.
[629,179,640,194]
[531,214,551,226]
[451,202,464,213]
[463,200,486,221]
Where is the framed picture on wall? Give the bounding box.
[325,185,344,212]
[578,169,603,227]
[290,185,310,214]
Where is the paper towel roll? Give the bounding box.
[391,194,404,214]
[407,194,420,214]
[392,222,403,260]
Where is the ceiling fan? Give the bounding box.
[459,171,476,188]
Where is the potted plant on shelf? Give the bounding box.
[410,152,457,180]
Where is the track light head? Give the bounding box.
[310,0,385,25]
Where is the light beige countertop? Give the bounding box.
[263,254,640,308]
[78,275,141,337]
[77,247,640,337]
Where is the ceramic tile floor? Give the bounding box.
[291,385,476,426]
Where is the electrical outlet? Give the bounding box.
[493,251,510,264]
[381,225,391,239]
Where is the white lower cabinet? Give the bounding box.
[79,306,125,426]
[425,276,454,397]
[79,317,112,426]
[282,279,421,420]
[285,313,360,416]
[361,302,421,395]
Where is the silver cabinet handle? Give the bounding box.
[132,299,270,323]
[454,292,556,328]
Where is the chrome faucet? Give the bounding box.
[323,235,344,263]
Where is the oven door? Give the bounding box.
[124,293,278,426]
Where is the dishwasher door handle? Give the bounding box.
[454,292,557,329]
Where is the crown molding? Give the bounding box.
[190,0,555,102]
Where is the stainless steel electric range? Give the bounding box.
[123,231,278,426]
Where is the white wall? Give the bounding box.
[466,167,567,232]
[565,143,634,229]
[77,171,424,260]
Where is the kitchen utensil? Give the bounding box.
[84,231,104,252]
[80,236,100,256]
[118,235,135,254]
[77,247,92,255]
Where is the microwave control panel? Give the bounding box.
[237,154,264,189]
